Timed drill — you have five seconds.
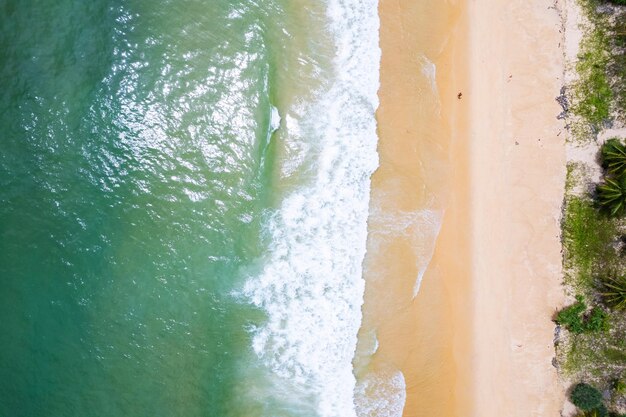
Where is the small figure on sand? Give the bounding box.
[457,92,463,99]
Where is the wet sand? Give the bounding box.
[364,0,566,415]
[361,0,471,416]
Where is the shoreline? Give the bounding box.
[367,0,567,415]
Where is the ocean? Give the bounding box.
[0,1,387,416]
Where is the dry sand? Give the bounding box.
[469,0,566,415]
[364,0,568,415]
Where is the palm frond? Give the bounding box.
[601,138,626,177]
[597,176,626,217]
[600,275,626,310]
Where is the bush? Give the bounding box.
[556,296,587,333]
[556,297,610,333]
[571,383,604,411]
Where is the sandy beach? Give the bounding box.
[469,0,566,415]
[366,0,567,415]
[362,0,471,415]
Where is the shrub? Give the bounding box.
[571,383,604,411]
[601,138,626,177]
[556,296,587,333]
[556,297,610,333]
[600,275,626,309]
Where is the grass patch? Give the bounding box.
[570,0,626,139]
[573,31,613,128]
[604,347,626,362]
[562,196,620,289]
[560,328,626,376]
[607,7,626,120]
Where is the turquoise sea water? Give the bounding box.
[0,1,383,416]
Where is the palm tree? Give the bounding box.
[597,175,626,217]
[601,275,626,310]
[597,176,626,216]
[601,138,626,177]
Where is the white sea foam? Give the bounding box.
[270,105,281,133]
[351,328,378,377]
[419,55,438,96]
[418,55,441,116]
[368,206,444,298]
[240,1,381,416]
[355,369,407,417]
[407,209,444,297]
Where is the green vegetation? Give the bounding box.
[569,383,611,417]
[571,7,612,131]
[571,383,604,410]
[597,138,626,216]
[558,5,626,415]
[570,0,626,135]
[598,177,626,216]
[562,195,619,288]
[573,39,612,128]
[606,7,626,120]
[601,139,626,177]
[560,169,625,412]
[576,410,601,417]
[556,296,610,333]
[557,297,588,333]
[614,378,626,393]
[596,405,610,417]
[588,306,611,331]
[601,275,626,309]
